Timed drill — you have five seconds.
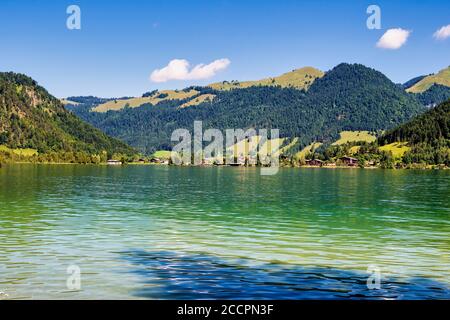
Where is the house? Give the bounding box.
[150,158,161,163]
[305,159,323,166]
[107,159,122,165]
[340,156,358,166]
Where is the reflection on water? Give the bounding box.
[123,250,450,300]
[0,164,449,299]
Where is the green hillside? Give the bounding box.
[70,63,426,155]
[414,84,450,107]
[332,131,377,145]
[380,99,450,145]
[378,99,450,166]
[407,66,450,93]
[0,72,135,162]
[304,63,424,133]
[92,89,200,112]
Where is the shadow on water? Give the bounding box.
[121,250,450,300]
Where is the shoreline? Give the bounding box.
[1,161,448,170]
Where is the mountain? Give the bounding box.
[208,67,324,90]
[406,66,450,93]
[69,63,426,155]
[0,72,135,161]
[303,63,424,132]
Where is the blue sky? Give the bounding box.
[0,0,449,97]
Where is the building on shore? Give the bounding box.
[339,156,358,166]
[305,159,324,166]
[107,159,122,165]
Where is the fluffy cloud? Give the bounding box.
[376,28,411,50]
[150,58,231,82]
[433,24,450,40]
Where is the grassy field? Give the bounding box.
[332,131,377,145]
[226,136,287,157]
[0,145,38,157]
[279,137,299,154]
[209,67,324,91]
[152,150,172,159]
[349,146,361,154]
[179,94,215,108]
[407,66,450,93]
[295,142,323,159]
[93,89,200,112]
[379,142,410,158]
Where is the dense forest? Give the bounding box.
[69,63,428,155]
[414,84,450,107]
[379,99,450,166]
[380,99,450,145]
[379,100,450,167]
[0,72,136,163]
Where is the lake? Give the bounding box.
[0,164,449,299]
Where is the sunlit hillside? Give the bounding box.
[209,67,324,91]
[407,66,450,93]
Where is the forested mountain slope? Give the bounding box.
[380,99,450,145]
[377,99,450,166]
[0,72,135,159]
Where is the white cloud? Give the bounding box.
[376,28,411,50]
[150,58,231,83]
[433,24,450,40]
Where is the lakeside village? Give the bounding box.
[1,144,446,169]
[110,153,368,168]
[108,141,448,169]
[2,136,447,169]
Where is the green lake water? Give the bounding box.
[0,164,449,299]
